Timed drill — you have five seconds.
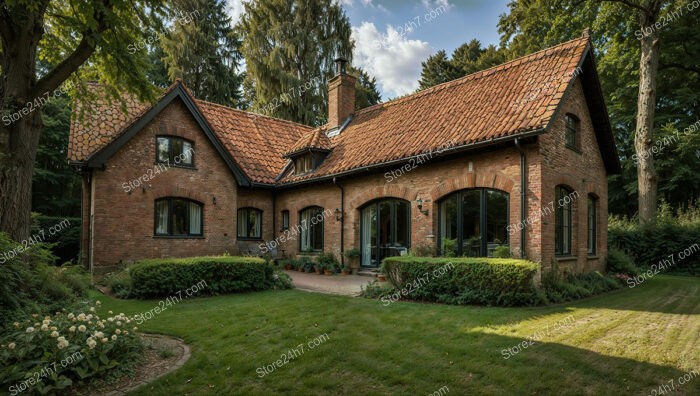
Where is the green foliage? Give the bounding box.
[606,247,639,275]
[0,302,143,393]
[381,256,540,306]
[344,248,361,259]
[493,246,511,258]
[33,98,81,217]
[350,66,382,110]
[409,243,435,257]
[418,40,506,90]
[105,270,134,299]
[271,271,294,290]
[161,0,244,107]
[542,271,621,304]
[128,256,273,298]
[31,214,81,264]
[442,238,457,257]
[608,205,700,275]
[316,252,340,272]
[239,0,354,125]
[360,280,394,299]
[0,232,90,319]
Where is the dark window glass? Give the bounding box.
[565,114,580,149]
[294,154,313,174]
[300,207,324,251]
[361,199,410,267]
[154,198,203,236]
[281,210,290,230]
[156,136,194,166]
[237,208,262,239]
[555,186,573,255]
[588,196,597,255]
[438,189,509,257]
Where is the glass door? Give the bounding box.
[360,199,410,267]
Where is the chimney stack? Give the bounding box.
[328,57,356,129]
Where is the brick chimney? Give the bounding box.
[328,58,356,128]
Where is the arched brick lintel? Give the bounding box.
[347,184,417,209]
[429,172,516,202]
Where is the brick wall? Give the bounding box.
[538,78,609,274]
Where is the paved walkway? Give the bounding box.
[285,270,375,296]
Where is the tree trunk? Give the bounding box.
[635,9,661,223]
[0,113,43,241]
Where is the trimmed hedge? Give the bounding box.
[129,256,273,298]
[382,257,540,306]
[608,218,700,276]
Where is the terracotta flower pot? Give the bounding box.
[285,264,292,270]
[378,274,386,281]
[315,270,322,275]
[341,270,349,275]
[324,270,333,276]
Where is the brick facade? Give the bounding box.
[82,76,609,276]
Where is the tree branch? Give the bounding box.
[31,0,112,99]
[599,0,652,15]
[659,62,700,75]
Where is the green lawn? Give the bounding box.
[94,276,700,395]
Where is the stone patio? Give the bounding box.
[284,270,380,296]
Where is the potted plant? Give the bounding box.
[344,248,361,275]
[303,260,315,273]
[341,263,351,275]
[323,263,334,276]
[317,252,337,275]
[314,260,323,275]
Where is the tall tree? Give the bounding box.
[349,66,381,110]
[32,97,80,217]
[239,0,354,126]
[161,0,243,107]
[418,50,462,90]
[0,0,164,240]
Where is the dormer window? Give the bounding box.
[294,154,313,174]
[157,136,194,167]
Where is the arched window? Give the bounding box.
[154,198,203,236]
[300,206,325,252]
[237,208,262,239]
[555,186,574,255]
[438,189,508,257]
[360,199,410,267]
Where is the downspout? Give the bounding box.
[272,190,276,252]
[333,177,344,267]
[514,138,527,259]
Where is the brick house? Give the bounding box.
[68,33,620,276]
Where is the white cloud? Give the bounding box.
[225,0,246,26]
[352,22,433,98]
[421,0,452,11]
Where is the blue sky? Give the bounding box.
[228,0,510,99]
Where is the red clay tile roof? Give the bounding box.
[69,83,312,184]
[282,127,332,158]
[277,36,591,184]
[69,36,599,185]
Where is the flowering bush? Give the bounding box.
[0,300,143,394]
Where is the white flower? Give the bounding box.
[86,338,97,349]
[34,322,40,326]
[26,327,35,333]
[93,331,104,339]
[13,322,19,328]
[107,318,114,322]
[89,307,95,312]
[116,321,122,326]
[111,335,117,341]
[123,331,129,335]
[96,300,101,305]
[133,327,138,331]
[87,314,93,320]
[42,319,50,325]
[50,331,59,338]
[41,324,49,331]
[78,325,86,332]
[100,338,108,344]
[8,343,15,350]
[50,326,57,331]
[108,310,113,315]
[67,313,75,319]
[69,326,76,332]
[77,313,86,321]
[57,337,69,349]
[115,329,121,335]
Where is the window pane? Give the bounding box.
[171,138,183,162]
[361,204,377,266]
[189,203,202,235]
[237,209,247,237]
[182,141,193,165]
[155,200,169,234]
[157,137,170,163]
[249,210,261,238]
[171,199,188,235]
[311,208,323,250]
[588,198,596,254]
[461,190,481,257]
[440,195,458,255]
[394,200,410,248]
[282,211,289,229]
[486,190,509,256]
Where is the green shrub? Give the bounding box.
[105,270,134,299]
[0,300,143,394]
[542,271,621,304]
[493,246,511,258]
[316,252,340,272]
[409,243,435,257]
[128,256,273,299]
[441,238,457,257]
[0,232,87,319]
[360,280,395,299]
[608,205,700,275]
[381,256,539,306]
[272,271,294,290]
[606,247,639,275]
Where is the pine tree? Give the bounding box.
[238,0,354,126]
[350,66,381,110]
[418,50,462,90]
[161,0,243,107]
